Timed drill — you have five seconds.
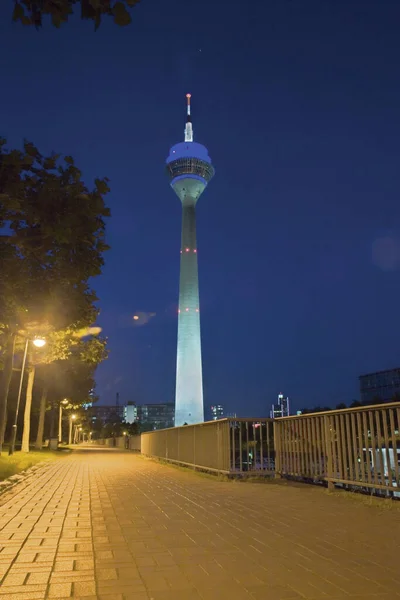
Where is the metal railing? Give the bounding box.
[229,418,275,473]
[141,419,231,473]
[276,403,400,496]
[140,403,400,497]
[88,435,141,450]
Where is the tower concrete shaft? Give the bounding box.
[166,95,215,426]
[175,183,204,426]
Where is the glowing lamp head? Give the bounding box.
[32,337,46,348]
[133,315,139,321]
[71,414,76,420]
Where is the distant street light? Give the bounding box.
[9,336,46,455]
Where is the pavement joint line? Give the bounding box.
[0,460,77,589]
[0,450,399,598]
[0,461,62,515]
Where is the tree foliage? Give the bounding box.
[300,395,400,415]
[0,138,110,452]
[12,0,140,29]
[41,335,107,402]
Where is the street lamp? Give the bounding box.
[9,336,46,455]
[32,338,46,348]
[58,398,69,443]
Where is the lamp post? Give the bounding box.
[58,398,68,443]
[9,337,46,456]
[69,414,76,445]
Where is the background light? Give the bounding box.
[32,338,46,348]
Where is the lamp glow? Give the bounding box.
[32,338,46,348]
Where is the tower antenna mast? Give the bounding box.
[184,93,193,142]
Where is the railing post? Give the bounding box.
[193,426,196,470]
[217,422,221,473]
[273,420,282,479]
[324,415,334,491]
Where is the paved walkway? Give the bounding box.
[0,450,399,600]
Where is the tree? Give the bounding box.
[34,386,48,451]
[22,329,108,451]
[0,139,110,452]
[34,335,107,449]
[12,0,140,29]
[125,422,139,436]
[300,406,332,415]
[21,364,36,452]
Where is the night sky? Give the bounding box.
[1,0,400,416]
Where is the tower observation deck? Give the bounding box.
[166,94,215,426]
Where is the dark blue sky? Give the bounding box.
[1,0,400,415]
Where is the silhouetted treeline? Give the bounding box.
[300,394,400,415]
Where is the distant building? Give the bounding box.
[359,368,400,404]
[270,394,290,419]
[88,405,125,422]
[137,403,175,431]
[86,402,175,430]
[210,405,224,420]
[124,403,137,424]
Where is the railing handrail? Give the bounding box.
[140,417,236,434]
[139,402,400,434]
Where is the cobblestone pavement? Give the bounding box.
[0,449,400,600]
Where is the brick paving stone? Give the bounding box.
[48,582,72,597]
[0,450,400,599]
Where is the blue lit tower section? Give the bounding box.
[166,94,215,426]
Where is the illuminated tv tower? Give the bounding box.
[166,94,215,426]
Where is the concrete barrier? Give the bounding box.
[128,435,141,452]
[91,436,141,451]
